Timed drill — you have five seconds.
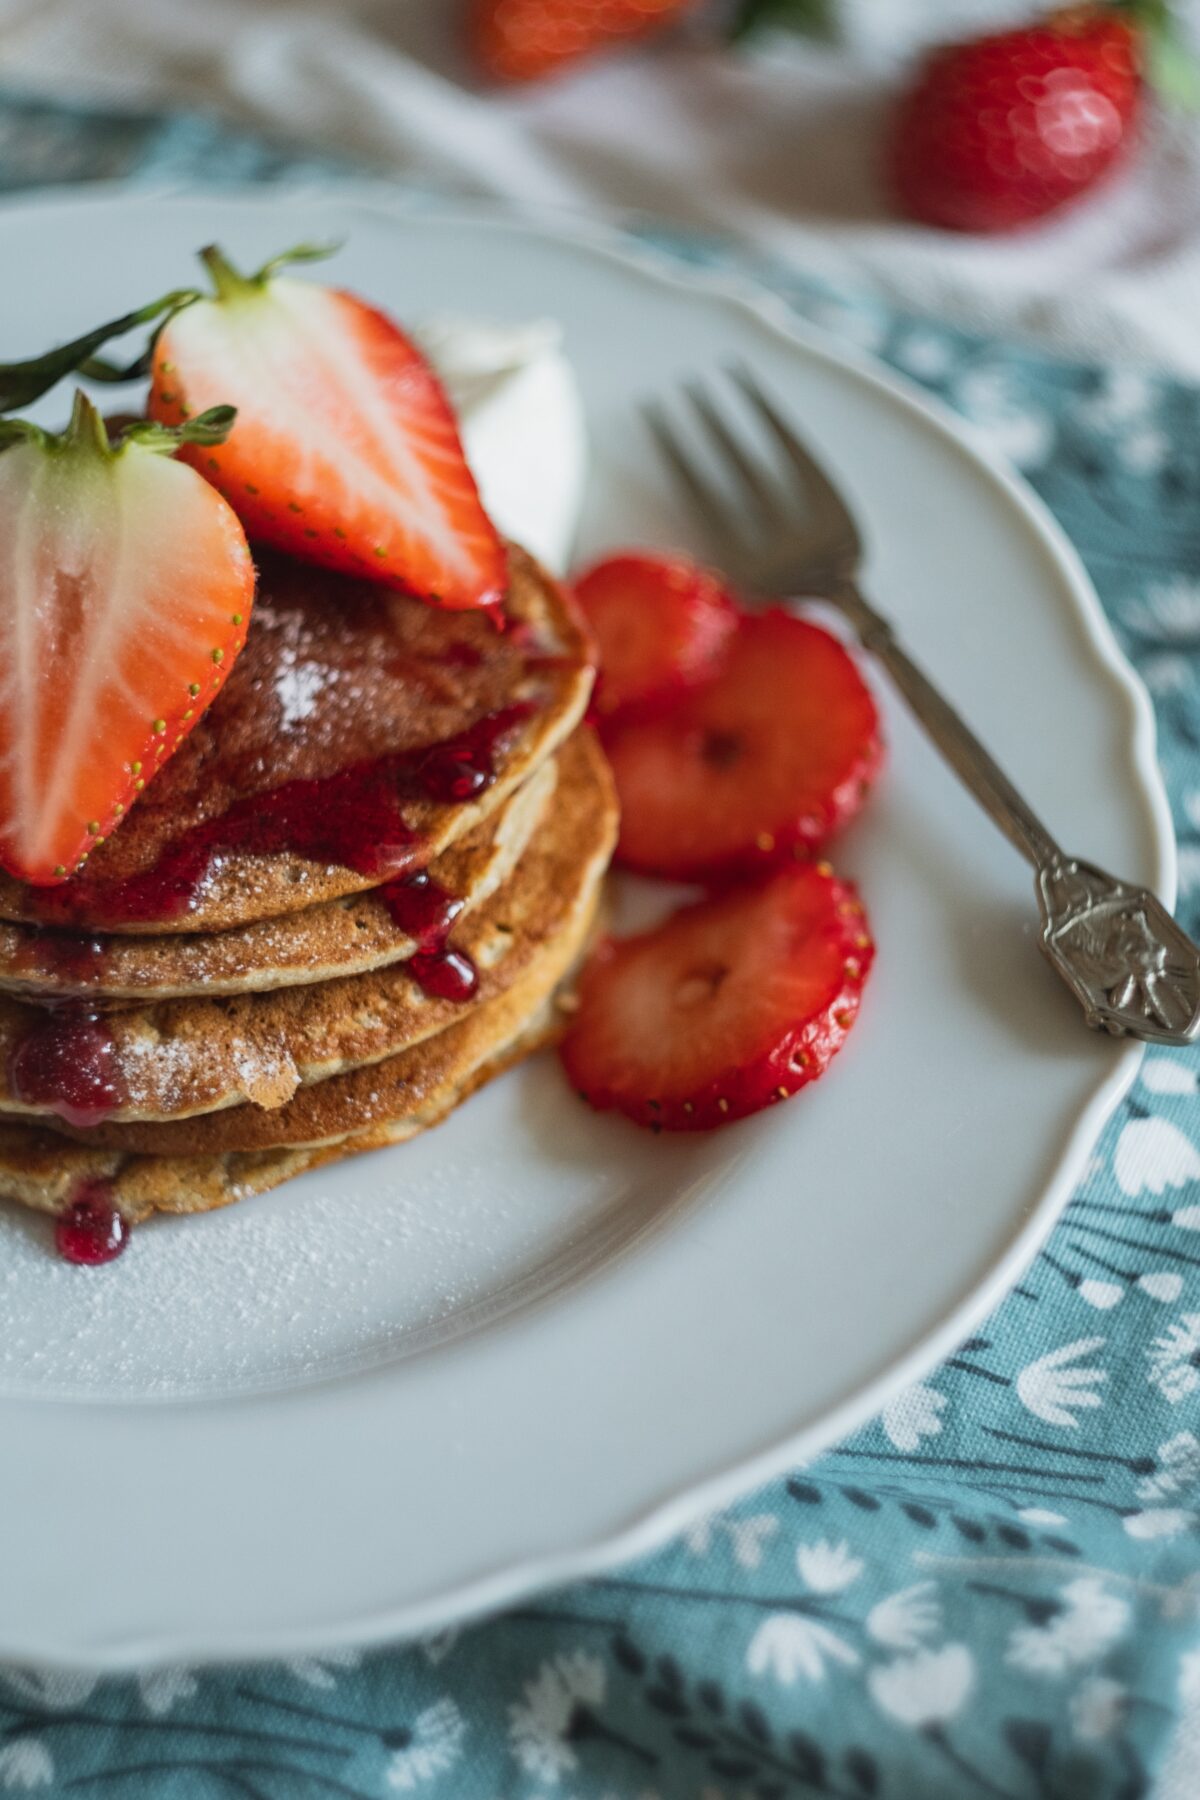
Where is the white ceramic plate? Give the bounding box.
[0,188,1172,1669]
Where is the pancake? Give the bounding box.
[0,753,557,1002]
[0,991,565,1228]
[0,731,615,1124]
[37,848,601,1155]
[0,542,593,936]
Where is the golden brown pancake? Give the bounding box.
[0,755,557,1002]
[0,991,567,1227]
[46,833,603,1158]
[0,731,614,1123]
[0,544,593,935]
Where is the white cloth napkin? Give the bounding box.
[1,0,1199,373]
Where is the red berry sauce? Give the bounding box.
[9,1006,124,1128]
[13,928,109,988]
[55,1178,128,1265]
[31,704,533,929]
[380,870,479,1003]
[381,869,465,945]
[408,947,479,1002]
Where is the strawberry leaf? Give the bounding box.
[0,289,198,412]
[0,417,52,453]
[254,241,342,282]
[729,0,834,43]
[118,406,238,454]
[1147,24,1200,107]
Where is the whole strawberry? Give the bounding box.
[469,0,694,83]
[889,6,1144,232]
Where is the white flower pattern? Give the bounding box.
[137,1668,197,1717]
[1139,1271,1185,1304]
[867,1582,942,1652]
[1016,1338,1107,1427]
[795,1539,863,1593]
[386,1699,466,1790]
[867,1584,942,1648]
[1115,1116,1200,1197]
[1148,1314,1200,1404]
[1006,1579,1130,1675]
[746,1615,860,1685]
[282,1650,362,1690]
[881,1383,947,1451]
[1122,576,1200,642]
[954,367,1053,467]
[508,1653,605,1783]
[1124,1507,1197,1540]
[869,1646,975,1727]
[686,1512,780,1570]
[0,1742,52,1792]
[1136,1431,1200,1502]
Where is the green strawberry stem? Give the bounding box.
[199,244,261,303]
[0,240,341,417]
[0,390,236,458]
[200,240,341,301]
[0,287,199,413]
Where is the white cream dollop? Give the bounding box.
[416,318,586,577]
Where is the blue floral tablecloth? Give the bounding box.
[3,85,1200,1800]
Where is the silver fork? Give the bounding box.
[644,365,1200,1047]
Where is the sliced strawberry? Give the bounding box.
[604,608,881,882]
[561,862,873,1131]
[572,550,738,723]
[149,246,507,612]
[0,394,254,886]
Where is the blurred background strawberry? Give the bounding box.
[469,0,700,83]
[465,0,1196,238]
[888,5,1152,230]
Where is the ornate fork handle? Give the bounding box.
[824,578,1200,1047]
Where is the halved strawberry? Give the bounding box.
[0,393,254,886]
[149,246,507,612]
[604,608,881,882]
[572,550,738,723]
[561,862,873,1131]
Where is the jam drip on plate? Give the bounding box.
[8,1005,125,1129]
[55,1178,128,1265]
[381,870,479,1004]
[29,703,534,928]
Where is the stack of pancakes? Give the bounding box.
[0,544,615,1232]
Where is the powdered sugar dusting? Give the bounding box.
[275,657,334,731]
[0,1061,695,1402]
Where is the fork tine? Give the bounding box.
[682,379,784,526]
[728,362,860,549]
[642,400,747,550]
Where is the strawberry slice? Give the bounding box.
[561,862,873,1131]
[0,393,254,885]
[148,246,507,612]
[572,550,738,723]
[604,608,882,881]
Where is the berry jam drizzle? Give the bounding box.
[13,928,108,987]
[381,869,479,1003]
[8,1005,125,1128]
[30,704,534,928]
[55,1178,128,1265]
